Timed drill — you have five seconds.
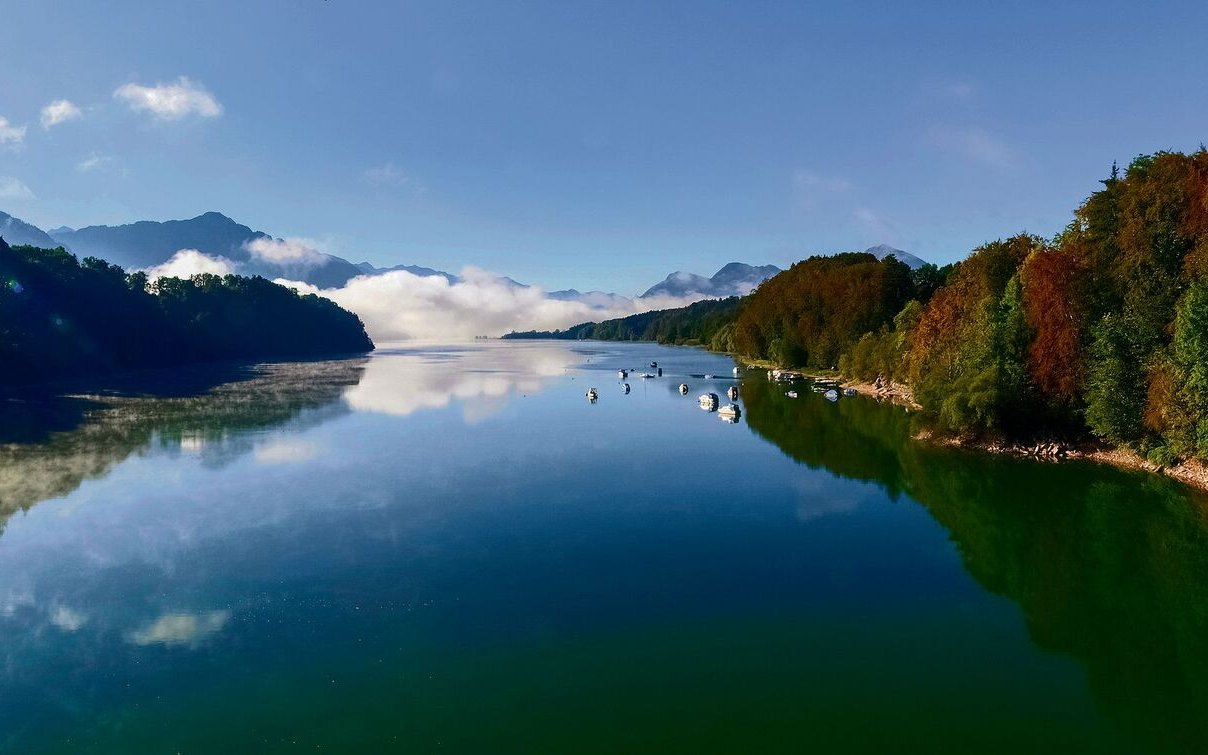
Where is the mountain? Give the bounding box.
[862,244,927,269]
[0,211,58,248]
[641,262,781,299]
[355,261,456,282]
[49,212,365,288]
[547,289,635,309]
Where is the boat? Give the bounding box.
[586,388,598,402]
[679,383,689,395]
[704,374,714,379]
[732,367,739,376]
[718,403,741,419]
[843,387,858,397]
[786,390,798,399]
[640,372,655,379]
[622,383,631,394]
[618,370,628,379]
[698,392,719,411]
[650,361,658,369]
[726,386,738,400]
[824,389,839,402]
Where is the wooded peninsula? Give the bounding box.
[0,238,373,387]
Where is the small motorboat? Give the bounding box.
[732,367,739,376]
[650,361,658,369]
[622,383,631,394]
[843,387,857,397]
[586,388,598,402]
[726,386,738,401]
[824,389,839,402]
[657,367,663,377]
[704,374,714,379]
[698,392,719,411]
[718,403,741,420]
[640,372,655,379]
[786,390,798,399]
[618,369,628,379]
[679,383,689,395]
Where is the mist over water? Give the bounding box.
[283,267,708,340]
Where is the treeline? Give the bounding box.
[0,239,373,387]
[505,297,742,350]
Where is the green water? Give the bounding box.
[1,341,1207,753]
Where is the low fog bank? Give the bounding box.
[136,249,711,342]
[280,267,709,342]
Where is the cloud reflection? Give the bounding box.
[344,342,583,423]
[127,609,231,648]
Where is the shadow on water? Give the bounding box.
[0,358,368,532]
[742,374,1208,753]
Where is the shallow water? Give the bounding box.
[1,340,1207,753]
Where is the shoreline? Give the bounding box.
[736,355,1208,495]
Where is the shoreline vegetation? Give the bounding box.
[0,237,374,389]
[507,149,1208,494]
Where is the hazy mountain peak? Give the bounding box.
[0,210,58,248]
[641,262,780,299]
[863,244,927,269]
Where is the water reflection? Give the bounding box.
[742,374,1208,752]
[344,341,584,422]
[0,359,367,530]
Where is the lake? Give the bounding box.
[2,340,1208,753]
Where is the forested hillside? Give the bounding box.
[513,149,1208,466]
[0,239,373,387]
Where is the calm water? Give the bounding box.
[2,341,1208,753]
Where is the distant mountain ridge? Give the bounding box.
[641,262,781,298]
[0,211,58,248]
[48,212,365,288]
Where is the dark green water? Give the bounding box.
[2,341,1207,753]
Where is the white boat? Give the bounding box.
[726,386,738,400]
[786,390,798,399]
[732,367,739,376]
[622,383,631,394]
[824,389,839,402]
[679,383,689,395]
[718,403,741,418]
[843,387,857,397]
[586,388,598,402]
[704,374,714,379]
[618,370,628,379]
[640,372,655,379]
[698,392,719,411]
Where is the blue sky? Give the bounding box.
[2,1,1207,294]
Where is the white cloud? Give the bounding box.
[0,177,35,200]
[924,79,977,99]
[791,168,853,212]
[40,99,82,129]
[929,125,1015,170]
[853,206,900,244]
[245,237,326,267]
[142,249,235,280]
[0,116,26,147]
[280,267,710,343]
[114,76,223,120]
[76,152,114,172]
[364,162,408,187]
[127,609,230,647]
[49,605,88,631]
